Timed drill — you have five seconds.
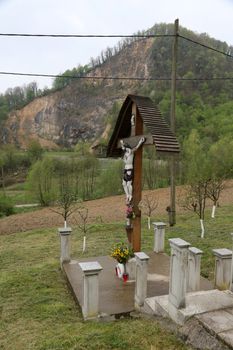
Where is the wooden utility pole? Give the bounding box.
[169,18,179,226]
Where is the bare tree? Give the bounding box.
[180,181,209,238]
[51,193,79,228]
[139,194,158,230]
[207,178,225,218]
[76,206,89,253]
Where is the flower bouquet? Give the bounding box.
[110,242,134,281]
[126,205,134,219]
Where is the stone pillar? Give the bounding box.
[58,227,72,264]
[153,222,166,253]
[169,238,190,309]
[213,248,232,290]
[230,233,233,292]
[187,247,203,292]
[79,261,102,320]
[134,252,150,308]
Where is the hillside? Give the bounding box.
[1,23,233,149]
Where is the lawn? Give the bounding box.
[1,203,233,349]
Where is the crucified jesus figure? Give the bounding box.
[120,137,145,204]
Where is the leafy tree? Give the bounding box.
[74,141,91,156]
[96,159,122,198]
[51,159,80,227]
[27,139,44,164]
[182,130,210,237]
[26,158,55,206]
[78,155,100,200]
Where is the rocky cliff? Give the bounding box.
[1,38,154,149]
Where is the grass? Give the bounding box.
[1,203,233,349]
[0,227,189,350]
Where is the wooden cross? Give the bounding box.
[117,103,153,252]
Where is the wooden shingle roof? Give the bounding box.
[107,94,180,157]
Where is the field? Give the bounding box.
[1,183,233,349]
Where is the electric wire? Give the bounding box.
[0,33,174,38]
[0,32,233,83]
[179,34,233,59]
[0,70,233,81]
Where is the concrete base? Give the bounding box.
[145,290,233,325]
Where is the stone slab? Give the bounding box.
[152,222,166,228]
[169,238,190,248]
[79,261,102,273]
[189,247,203,255]
[63,252,213,318]
[219,328,233,348]
[58,227,72,235]
[196,309,233,334]
[213,248,232,258]
[134,252,149,261]
[152,290,233,325]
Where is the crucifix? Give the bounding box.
[108,94,180,254]
[118,103,151,252]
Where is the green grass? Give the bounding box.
[0,225,189,350]
[1,203,233,349]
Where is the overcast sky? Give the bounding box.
[0,0,233,93]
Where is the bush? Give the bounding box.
[0,194,14,217]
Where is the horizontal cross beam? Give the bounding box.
[117,135,153,149]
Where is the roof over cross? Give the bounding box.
[107,95,180,252]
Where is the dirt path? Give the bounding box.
[1,181,233,235]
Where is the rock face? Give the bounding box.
[1,38,154,149]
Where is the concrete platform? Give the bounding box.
[146,289,233,326]
[63,252,213,317]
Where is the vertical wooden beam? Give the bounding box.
[132,103,143,252]
[169,18,179,226]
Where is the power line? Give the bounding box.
[0,33,174,38]
[0,70,233,81]
[179,34,233,59]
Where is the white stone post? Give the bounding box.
[153,222,166,253]
[79,261,102,320]
[169,238,190,309]
[58,227,72,264]
[187,247,203,292]
[213,248,232,290]
[134,252,150,309]
[230,233,233,292]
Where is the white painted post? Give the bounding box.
[152,222,166,253]
[169,238,190,309]
[79,261,102,320]
[134,252,150,309]
[126,257,136,280]
[230,233,233,292]
[58,227,72,264]
[213,248,232,290]
[187,247,203,292]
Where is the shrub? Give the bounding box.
[0,194,14,217]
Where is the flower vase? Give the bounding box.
[116,263,125,278]
[123,272,129,282]
[122,263,129,282]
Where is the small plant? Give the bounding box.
[110,242,134,264]
[0,194,14,217]
[139,194,158,230]
[76,206,89,253]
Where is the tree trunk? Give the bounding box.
[82,236,86,253]
[211,205,216,219]
[200,219,205,238]
[147,216,151,230]
[64,220,67,228]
